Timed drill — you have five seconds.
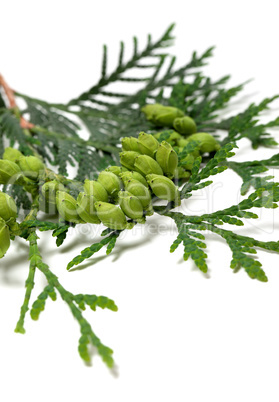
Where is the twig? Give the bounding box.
[14,229,37,334]
[0,73,34,129]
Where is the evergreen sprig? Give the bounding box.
[180,142,236,199]
[0,25,234,179]
[20,220,70,246]
[228,154,279,195]
[219,96,279,147]
[166,212,279,282]
[1,24,279,369]
[15,230,117,366]
[67,231,121,270]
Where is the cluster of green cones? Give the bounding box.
[45,111,220,231]
[0,103,221,252]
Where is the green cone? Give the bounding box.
[56,191,83,223]
[97,171,122,201]
[141,103,184,127]
[3,147,23,163]
[186,133,221,154]
[0,192,17,222]
[155,141,178,178]
[118,191,145,223]
[137,132,159,157]
[40,180,65,213]
[0,217,10,258]
[76,193,101,224]
[123,178,153,214]
[134,155,163,177]
[120,151,141,171]
[18,156,45,179]
[120,171,148,187]
[95,201,128,230]
[146,174,180,205]
[0,160,22,185]
[121,137,140,152]
[173,116,197,136]
[105,166,128,177]
[84,180,108,202]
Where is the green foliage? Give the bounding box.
[5,183,32,211]
[2,24,276,184]
[14,231,37,334]
[20,220,61,231]
[180,142,236,199]
[52,225,69,247]
[1,24,277,184]
[5,26,228,179]
[67,231,121,270]
[14,230,117,366]
[228,153,279,195]
[73,294,118,312]
[219,96,279,147]
[30,289,117,321]
[0,110,34,155]
[20,220,70,246]
[177,140,200,163]
[165,179,279,282]
[23,98,80,138]
[30,285,57,321]
[169,74,246,127]
[170,223,208,272]
[2,23,279,369]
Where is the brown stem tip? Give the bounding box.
[0,73,34,129]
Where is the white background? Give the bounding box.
[1,1,279,401]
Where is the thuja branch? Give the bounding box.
[10,173,118,365]
[30,125,120,156]
[14,229,37,334]
[14,230,117,366]
[166,191,279,282]
[36,253,116,366]
[13,196,42,333]
[1,23,279,370]
[67,24,176,106]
